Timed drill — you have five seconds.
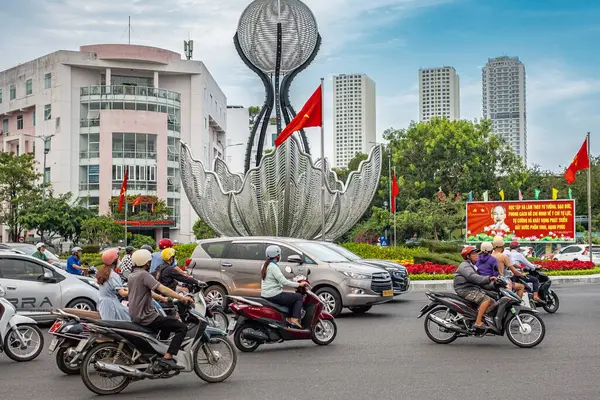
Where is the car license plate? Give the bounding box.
[48,337,60,354]
[382,289,393,297]
[228,319,237,332]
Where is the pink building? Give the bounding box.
[0,44,228,243]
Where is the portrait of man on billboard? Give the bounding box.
[484,205,511,233]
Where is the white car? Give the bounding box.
[0,253,99,321]
[553,245,600,263]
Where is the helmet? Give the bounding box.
[36,242,46,250]
[492,236,505,249]
[158,239,173,250]
[125,246,135,253]
[510,241,520,249]
[461,246,479,260]
[161,248,176,262]
[102,248,120,266]
[140,244,153,252]
[132,249,152,267]
[480,242,493,253]
[72,247,83,254]
[265,245,282,259]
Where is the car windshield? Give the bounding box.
[7,243,60,260]
[295,242,350,263]
[322,243,362,261]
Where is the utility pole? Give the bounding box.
[128,16,131,44]
[25,134,54,201]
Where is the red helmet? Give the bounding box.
[158,238,173,250]
[461,246,479,260]
[510,241,520,249]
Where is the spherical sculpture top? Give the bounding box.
[236,0,319,74]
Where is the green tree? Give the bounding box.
[248,106,261,126]
[384,118,526,207]
[130,234,156,249]
[19,192,94,244]
[81,216,124,246]
[0,153,41,241]
[193,218,217,240]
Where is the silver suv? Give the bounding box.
[190,237,394,317]
[0,252,99,321]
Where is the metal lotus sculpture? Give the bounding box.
[180,138,382,240]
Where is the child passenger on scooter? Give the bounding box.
[261,245,309,329]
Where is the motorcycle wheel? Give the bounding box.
[505,310,546,348]
[311,319,337,346]
[56,347,81,375]
[80,342,131,395]
[4,324,44,362]
[233,324,261,352]
[542,291,560,313]
[193,337,237,383]
[209,309,229,331]
[424,307,459,345]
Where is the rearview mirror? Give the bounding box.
[287,255,303,264]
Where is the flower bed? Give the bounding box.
[405,260,596,280]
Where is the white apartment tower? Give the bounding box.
[419,66,460,122]
[482,56,527,162]
[333,74,376,168]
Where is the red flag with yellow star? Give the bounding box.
[118,169,129,212]
[564,137,590,184]
[274,85,322,147]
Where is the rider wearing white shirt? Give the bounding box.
[506,242,543,303]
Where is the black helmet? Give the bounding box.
[125,246,135,253]
[140,245,153,252]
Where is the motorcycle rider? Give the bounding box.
[154,248,198,292]
[128,249,193,370]
[454,246,497,330]
[150,239,176,273]
[32,242,53,264]
[506,241,544,303]
[120,246,135,279]
[261,245,308,329]
[491,236,525,296]
[66,247,88,275]
[97,248,131,320]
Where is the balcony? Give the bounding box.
[79,183,100,191]
[112,151,157,160]
[81,85,181,102]
[79,151,100,159]
[112,181,157,192]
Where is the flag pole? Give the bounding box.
[587,132,592,262]
[320,77,326,241]
[393,166,397,247]
[124,164,128,246]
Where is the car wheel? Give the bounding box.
[349,306,372,314]
[315,287,342,317]
[204,285,228,310]
[66,298,96,311]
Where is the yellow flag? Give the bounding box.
[499,190,505,201]
[552,188,558,200]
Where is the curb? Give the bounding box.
[408,274,600,292]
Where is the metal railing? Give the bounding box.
[167,185,181,193]
[112,151,157,160]
[79,151,100,159]
[81,85,181,102]
[111,181,157,191]
[80,119,100,128]
[79,183,100,191]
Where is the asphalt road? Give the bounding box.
[1,284,599,400]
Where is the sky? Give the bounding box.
[1,0,599,171]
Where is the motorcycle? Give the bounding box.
[79,300,236,395]
[418,280,546,348]
[0,284,44,362]
[513,267,560,313]
[228,265,337,352]
[178,281,229,331]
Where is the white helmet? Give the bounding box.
[480,242,493,253]
[265,245,282,259]
[131,249,152,267]
[36,242,46,250]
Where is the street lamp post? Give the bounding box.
[25,134,54,201]
[223,142,244,160]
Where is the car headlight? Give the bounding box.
[340,271,371,280]
[79,278,99,290]
[385,267,399,273]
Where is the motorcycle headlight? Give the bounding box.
[340,271,370,280]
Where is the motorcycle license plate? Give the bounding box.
[48,337,60,354]
[382,290,393,297]
[228,319,237,333]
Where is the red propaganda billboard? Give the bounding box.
[466,200,576,243]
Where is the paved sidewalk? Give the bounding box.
[409,274,600,292]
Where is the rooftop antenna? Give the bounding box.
[184,33,194,60]
[128,16,131,44]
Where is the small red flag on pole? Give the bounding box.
[118,169,129,212]
[391,172,400,213]
[564,137,590,184]
[274,85,323,147]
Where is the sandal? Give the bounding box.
[473,323,490,330]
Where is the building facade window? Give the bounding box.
[44,104,51,120]
[44,167,51,184]
[17,115,23,130]
[112,133,157,159]
[45,73,52,89]
[33,110,36,126]
[79,133,100,158]
[2,119,7,133]
[88,165,100,183]
[26,79,32,96]
[10,85,16,100]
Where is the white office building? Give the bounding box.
[333,74,376,168]
[225,106,250,174]
[419,66,460,122]
[482,56,527,162]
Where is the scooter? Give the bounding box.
[514,267,560,313]
[0,284,44,362]
[228,265,337,352]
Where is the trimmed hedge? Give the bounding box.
[413,253,462,266]
[82,245,101,254]
[419,240,463,254]
[341,242,428,261]
[175,243,198,266]
[81,253,103,267]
